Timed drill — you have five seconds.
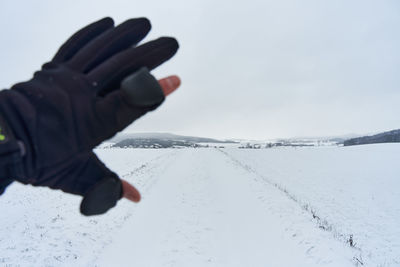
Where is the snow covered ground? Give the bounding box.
[224,145,400,266]
[1,144,399,266]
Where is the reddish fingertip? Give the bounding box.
[159,75,181,96]
[121,179,141,203]
[169,75,181,88]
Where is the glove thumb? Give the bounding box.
[80,175,122,216]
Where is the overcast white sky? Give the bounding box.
[0,0,399,139]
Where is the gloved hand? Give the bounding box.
[0,17,180,215]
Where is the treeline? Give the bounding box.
[344,129,400,146]
[113,138,198,148]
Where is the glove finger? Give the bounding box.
[87,37,179,96]
[90,68,165,146]
[52,17,114,63]
[67,18,151,73]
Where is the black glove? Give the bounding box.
[0,17,179,215]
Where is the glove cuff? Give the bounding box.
[0,96,26,193]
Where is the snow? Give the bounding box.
[1,145,399,266]
[225,144,400,266]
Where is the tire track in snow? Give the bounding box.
[87,149,181,264]
[119,150,179,194]
[217,148,365,266]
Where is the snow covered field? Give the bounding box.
[1,144,399,266]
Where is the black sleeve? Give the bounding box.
[0,101,24,194]
[0,177,13,194]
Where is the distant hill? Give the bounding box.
[110,132,234,143]
[113,138,194,148]
[275,133,365,145]
[343,129,400,146]
[110,133,237,148]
